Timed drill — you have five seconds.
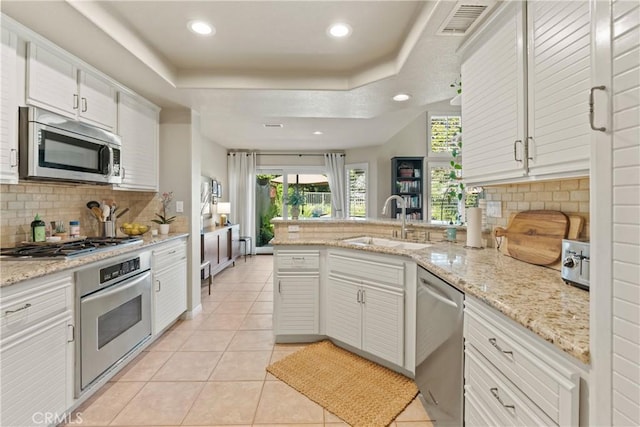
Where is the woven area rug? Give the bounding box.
[266,340,419,427]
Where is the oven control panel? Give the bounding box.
[100,257,141,284]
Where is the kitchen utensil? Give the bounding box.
[101,221,116,238]
[86,201,100,209]
[494,210,569,265]
[101,204,111,221]
[116,207,130,219]
[91,207,104,221]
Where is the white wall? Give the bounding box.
[201,133,228,201]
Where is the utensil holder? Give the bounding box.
[101,221,115,238]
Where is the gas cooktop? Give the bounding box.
[1,237,143,259]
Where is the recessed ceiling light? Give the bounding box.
[328,23,352,38]
[313,131,324,135]
[188,20,214,36]
[392,93,411,102]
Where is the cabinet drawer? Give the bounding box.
[465,346,555,427]
[465,299,579,425]
[277,250,320,270]
[328,252,404,288]
[1,276,71,339]
[153,240,187,267]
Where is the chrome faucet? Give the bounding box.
[382,195,407,239]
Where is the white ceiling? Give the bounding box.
[1,0,478,150]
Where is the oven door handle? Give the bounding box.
[81,271,151,303]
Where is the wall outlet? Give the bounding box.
[486,201,502,218]
[176,201,184,213]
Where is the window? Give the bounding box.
[429,115,462,154]
[346,163,367,218]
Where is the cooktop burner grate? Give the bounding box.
[1,237,143,259]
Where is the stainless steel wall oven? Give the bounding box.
[74,251,151,396]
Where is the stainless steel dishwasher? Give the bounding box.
[415,267,464,426]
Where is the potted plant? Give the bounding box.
[151,191,176,234]
[444,133,465,224]
[286,189,306,220]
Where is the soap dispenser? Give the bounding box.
[31,213,46,242]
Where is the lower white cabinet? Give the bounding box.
[464,297,581,426]
[152,239,187,334]
[0,273,74,427]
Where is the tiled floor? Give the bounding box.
[69,254,433,426]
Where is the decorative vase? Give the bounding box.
[291,206,300,220]
[159,224,170,235]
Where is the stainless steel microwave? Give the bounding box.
[18,107,122,185]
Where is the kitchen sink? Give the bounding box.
[342,236,431,250]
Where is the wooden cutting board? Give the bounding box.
[494,210,569,265]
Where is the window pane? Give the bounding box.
[430,166,459,224]
[348,168,367,218]
[430,115,462,153]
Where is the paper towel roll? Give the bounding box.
[466,207,483,248]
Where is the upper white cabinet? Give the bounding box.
[1,28,18,184]
[26,42,117,131]
[462,0,591,185]
[116,91,159,191]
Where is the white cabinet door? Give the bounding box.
[326,275,362,349]
[26,42,77,118]
[274,275,319,335]
[78,69,117,131]
[153,263,187,334]
[117,92,159,191]
[361,284,404,366]
[462,2,527,184]
[1,28,18,184]
[526,0,591,176]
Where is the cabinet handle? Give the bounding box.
[292,257,305,261]
[73,94,79,109]
[278,280,281,294]
[526,136,534,160]
[168,250,177,255]
[81,97,88,112]
[490,387,515,411]
[488,338,513,357]
[361,289,366,304]
[513,140,523,162]
[589,85,607,132]
[121,166,126,179]
[10,148,18,167]
[5,303,31,315]
[356,289,361,303]
[67,324,75,343]
[156,280,161,292]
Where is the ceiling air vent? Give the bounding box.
[438,2,493,36]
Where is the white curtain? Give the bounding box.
[324,153,346,218]
[228,152,257,254]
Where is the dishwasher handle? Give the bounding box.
[420,277,458,309]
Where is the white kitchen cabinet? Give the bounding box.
[152,238,187,334]
[326,251,405,366]
[0,273,74,427]
[26,42,117,131]
[116,91,159,191]
[464,297,581,426]
[274,249,320,335]
[1,28,18,184]
[461,0,591,185]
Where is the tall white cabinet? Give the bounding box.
[0,28,18,184]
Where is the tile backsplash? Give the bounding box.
[483,177,590,240]
[0,182,187,247]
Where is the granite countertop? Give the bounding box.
[0,233,189,288]
[273,237,590,365]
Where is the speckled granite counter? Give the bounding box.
[273,237,590,365]
[0,233,189,288]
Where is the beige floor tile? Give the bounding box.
[396,421,435,427]
[169,312,210,331]
[110,382,203,425]
[201,300,222,313]
[324,409,349,425]
[227,330,274,351]
[198,313,247,330]
[179,330,235,352]
[147,329,194,352]
[244,270,272,282]
[218,281,266,292]
[181,381,263,425]
[249,301,273,314]
[256,291,273,302]
[253,381,324,424]
[151,351,222,381]
[254,425,323,427]
[213,300,254,314]
[239,314,272,330]
[224,291,260,301]
[262,282,274,292]
[395,398,431,421]
[111,351,173,382]
[209,350,271,381]
[67,382,145,426]
[205,290,232,302]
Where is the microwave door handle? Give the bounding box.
[107,146,114,178]
[99,145,113,178]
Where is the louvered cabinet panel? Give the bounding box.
[116,92,159,191]
[26,42,77,118]
[275,275,320,335]
[0,313,71,427]
[153,262,187,334]
[461,2,527,185]
[78,69,117,131]
[527,0,591,176]
[361,284,404,366]
[1,28,18,184]
[325,275,362,348]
